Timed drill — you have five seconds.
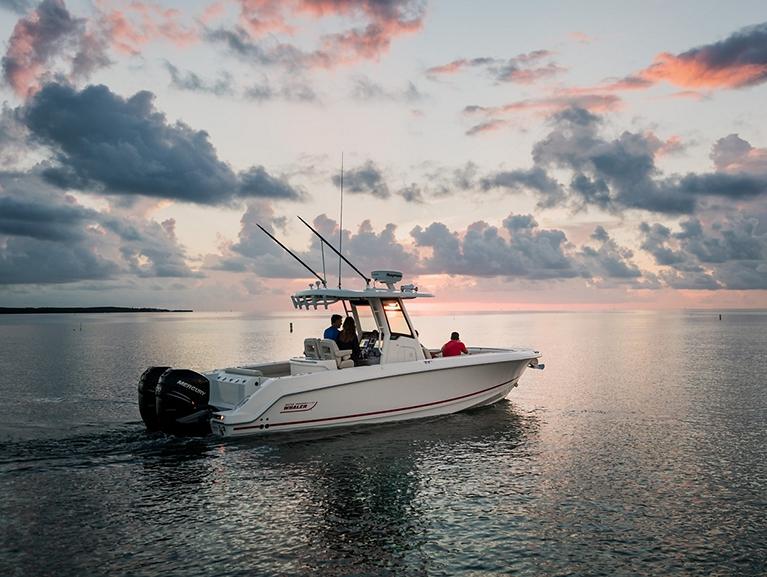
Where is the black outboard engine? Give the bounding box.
[138,367,212,436]
[138,366,170,431]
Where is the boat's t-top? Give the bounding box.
[292,270,433,368]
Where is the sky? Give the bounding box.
[0,0,766,312]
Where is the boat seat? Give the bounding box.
[303,338,322,360]
[319,339,354,369]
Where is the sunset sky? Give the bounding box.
[1,0,766,312]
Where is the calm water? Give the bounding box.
[1,310,766,576]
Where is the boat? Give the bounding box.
[137,222,544,438]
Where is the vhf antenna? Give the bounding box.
[256,224,326,287]
[338,152,343,288]
[297,216,370,285]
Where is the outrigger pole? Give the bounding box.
[256,224,326,287]
[297,216,371,286]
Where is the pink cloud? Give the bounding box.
[465,93,622,117]
[570,31,593,44]
[2,0,203,99]
[638,49,767,89]
[426,59,469,75]
[465,118,511,136]
[229,0,425,63]
[2,0,82,98]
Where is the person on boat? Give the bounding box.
[336,317,362,364]
[323,314,343,340]
[441,332,468,357]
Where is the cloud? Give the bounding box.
[398,183,424,203]
[638,22,767,89]
[1,0,202,99]
[579,226,644,282]
[23,83,303,204]
[209,0,425,70]
[479,167,565,208]
[0,171,204,284]
[639,215,767,289]
[465,118,512,136]
[2,0,83,98]
[464,93,621,134]
[411,214,582,279]
[350,75,424,102]
[710,134,767,173]
[102,215,203,278]
[164,61,234,96]
[331,161,390,199]
[309,0,425,62]
[575,21,767,96]
[226,204,420,280]
[0,0,32,13]
[523,107,767,214]
[427,50,565,84]
[243,77,319,102]
[206,27,331,70]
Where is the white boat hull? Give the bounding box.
[210,351,538,437]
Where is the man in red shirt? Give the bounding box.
[441,332,468,357]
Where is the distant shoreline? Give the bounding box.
[0,307,193,315]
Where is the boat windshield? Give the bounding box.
[382,299,413,338]
[353,302,378,333]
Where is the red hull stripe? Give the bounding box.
[233,378,515,431]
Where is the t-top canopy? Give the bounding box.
[291,283,432,310]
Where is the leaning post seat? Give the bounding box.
[319,339,354,369]
[303,338,321,360]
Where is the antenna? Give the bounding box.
[338,152,343,288]
[256,224,326,287]
[297,216,370,285]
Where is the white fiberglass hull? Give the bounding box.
[210,350,539,437]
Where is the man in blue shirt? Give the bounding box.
[323,314,343,340]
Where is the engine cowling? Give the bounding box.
[155,368,212,436]
[138,366,170,431]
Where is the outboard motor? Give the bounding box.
[155,369,212,436]
[138,366,170,431]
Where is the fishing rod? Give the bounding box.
[256,224,326,287]
[297,216,371,286]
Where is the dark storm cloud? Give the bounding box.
[239,166,306,200]
[331,161,390,199]
[411,214,581,279]
[0,236,118,284]
[479,167,565,208]
[0,173,203,284]
[23,83,302,204]
[579,226,642,280]
[227,206,419,279]
[0,192,96,241]
[103,216,203,278]
[639,216,767,290]
[521,107,767,215]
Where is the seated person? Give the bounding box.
[441,331,468,357]
[323,314,343,340]
[336,317,362,364]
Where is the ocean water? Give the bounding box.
[0,310,765,577]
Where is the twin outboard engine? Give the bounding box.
[138,367,212,436]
